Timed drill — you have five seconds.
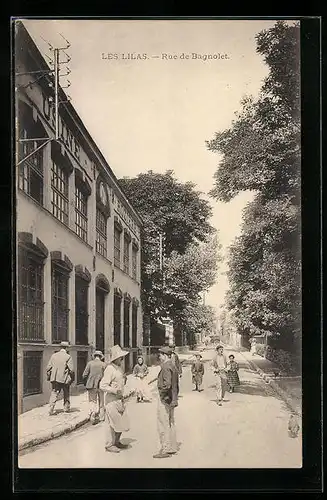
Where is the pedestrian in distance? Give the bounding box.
[191,353,205,391]
[226,354,240,393]
[46,341,75,416]
[250,337,257,356]
[99,345,135,453]
[211,345,228,406]
[82,350,106,424]
[153,346,179,459]
[133,354,152,402]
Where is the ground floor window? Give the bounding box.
[123,298,130,347]
[75,277,89,345]
[132,303,138,348]
[77,351,88,385]
[23,351,43,396]
[114,294,121,345]
[52,266,69,343]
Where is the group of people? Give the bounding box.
[190,345,240,405]
[45,341,240,459]
[45,340,183,458]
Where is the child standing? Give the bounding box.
[133,355,152,402]
[191,353,205,391]
[226,354,240,393]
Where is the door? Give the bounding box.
[96,289,105,353]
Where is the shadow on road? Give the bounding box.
[236,381,274,397]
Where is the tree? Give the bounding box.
[174,302,217,348]
[206,21,301,352]
[118,170,217,321]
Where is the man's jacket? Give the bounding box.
[46,348,74,385]
[157,359,179,407]
[82,358,106,389]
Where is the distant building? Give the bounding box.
[15,22,143,412]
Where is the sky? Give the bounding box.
[21,18,277,310]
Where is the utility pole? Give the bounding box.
[15,32,71,167]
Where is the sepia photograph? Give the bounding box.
[14,18,304,471]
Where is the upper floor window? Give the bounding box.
[51,162,69,225]
[75,185,88,242]
[96,208,107,257]
[114,226,121,268]
[132,245,138,280]
[18,129,44,205]
[123,235,130,274]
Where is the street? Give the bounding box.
[18,348,302,468]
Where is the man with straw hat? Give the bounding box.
[82,350,106,424]
[99,345,135,453]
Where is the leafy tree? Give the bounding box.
[118,170,217,321]
[206,21,301,352]
[174,301,218,348]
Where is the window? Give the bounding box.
[75,277,89,345]
[23,351,43,396]
[75,186,88,242]
[123,298,130,347]
[96,208,107,257]
[18,252,44,341]
[52,267,69,342]
[132,246,137,280]
[132,303,138,347]
[114,293,121,345]
[77,351,88,384]
[18,129,43,205]
[123,236,130,274]
[51,162,69,225]
[114,227,121,267]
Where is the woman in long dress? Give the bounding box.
[226,354,240,392]
[250,338,257,356]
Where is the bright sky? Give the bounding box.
[21,18,277,310]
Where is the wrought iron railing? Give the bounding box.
[19,302,44,342]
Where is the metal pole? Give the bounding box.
[54,48,59,140]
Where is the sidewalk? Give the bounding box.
[238,348,302,417]
[18,365,161,451]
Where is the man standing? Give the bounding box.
[153,346,179,459]
[211,345,228,406]
[46,341,74,415]
[99,345,135,453]
[82,350,106,424]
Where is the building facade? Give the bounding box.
[15,23,143,413]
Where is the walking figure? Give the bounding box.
[133,354,152,402]
[153,346,179,459]
[226,354,240,393]
[191,353,204,391]
[211,345,228,406]
[46,341,75,415]
[82,350,106,424]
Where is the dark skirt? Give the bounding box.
[227,370,240,387]
[192,373,203,386]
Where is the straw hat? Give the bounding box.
[110,344,129,363]
[60,341,70,348]
[158,346,172,355]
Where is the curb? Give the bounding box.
[239,350,302,418]
[19,415,90,451]
[19,367,161,452]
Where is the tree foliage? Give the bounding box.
[206,21,301,351]
[118,170,219,322]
